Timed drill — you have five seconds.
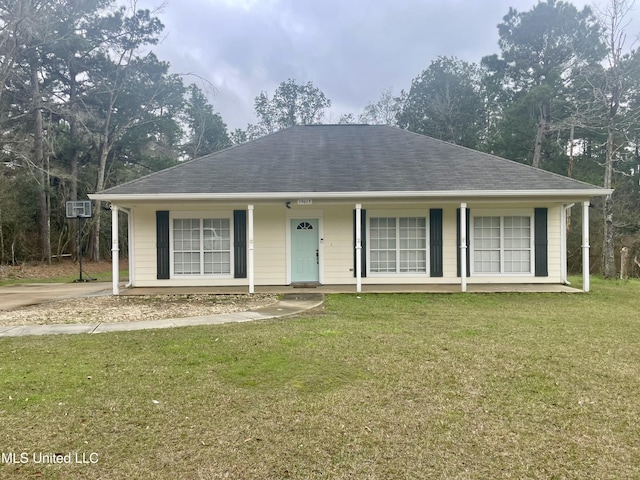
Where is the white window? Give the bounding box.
[173,217,231,276]
[473,216,500,273]
[472,215,532,275]
[370,217,427,274]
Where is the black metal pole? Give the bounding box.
[78,216,83,282]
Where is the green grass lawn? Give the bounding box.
[1,278,639,479]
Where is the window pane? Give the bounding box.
[174,252,200,275]
[370,218,397,273]
[398,217,427,273]
[173,219,200,254]
[204,251,232,275]
[400,249,426,273]
[503,216,531,274]
[173,217,231,276]
[370,216,427,274]
[473,216,501,273]
[174,219,195,251]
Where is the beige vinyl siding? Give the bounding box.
[548,204,562,281]
[322,206,356,284]
[442,206,459,282]
[130,205,158,285]
[253,205,286,285]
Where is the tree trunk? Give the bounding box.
[69,68,79,259]
[0,207,4,263]
[88,89,114,262]
[620,246,628,279]
[90,141,110,261]
[568,124,575,178]
[31,65,51,264]
[89,201,102,261]
[532,105,546,169]
[603,195,616,278]
[602,129,616,278]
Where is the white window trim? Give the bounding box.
[169,211,234,278]
[470,210,534,277]
[366,210,430,276]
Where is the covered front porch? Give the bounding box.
[109,200,593,296]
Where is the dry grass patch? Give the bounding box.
[1,278,639,479]
[0,259,122,285]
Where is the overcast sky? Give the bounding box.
[128,0,639,131]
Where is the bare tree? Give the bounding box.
[358,88,402,126]
[253,79,331,134]
[595,0,638,278]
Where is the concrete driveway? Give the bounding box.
[0,282,113,311]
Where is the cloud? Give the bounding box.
[133,0,640,130]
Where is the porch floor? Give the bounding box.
[119,283,582,296]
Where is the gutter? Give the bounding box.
[89,189,613,203]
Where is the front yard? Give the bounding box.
[1,278,639,479]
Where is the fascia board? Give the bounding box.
[89,189,613,202]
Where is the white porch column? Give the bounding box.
[111,205,119,295]
[460,203,467,293]
[248,204,255,294]
[582,201,590,292]
[560,205,568,284]
[126,208,134,287]
[355,203,362,293]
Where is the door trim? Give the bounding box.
[286,210,324,285]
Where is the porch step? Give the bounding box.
[291,282,321,288]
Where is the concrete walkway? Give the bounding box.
[0,292,324,337]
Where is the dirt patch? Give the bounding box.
[0,258,117,282]
[0,260,278,327]
[0,293,279,327]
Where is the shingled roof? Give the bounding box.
[94,125,608,199]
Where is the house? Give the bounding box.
[90,125,611,295]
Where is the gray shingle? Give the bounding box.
[98,125,604,195]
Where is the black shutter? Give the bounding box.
[353,209,367,277]
[430,209,443,277]
[534,208,548,277]
[156,211,170,280]
[234,210,247,279]
[456,208,471,277]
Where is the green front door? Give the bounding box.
[291,219,319,283]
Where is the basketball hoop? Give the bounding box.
[66,201,95,282]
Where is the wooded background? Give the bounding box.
[0,0,638,277]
